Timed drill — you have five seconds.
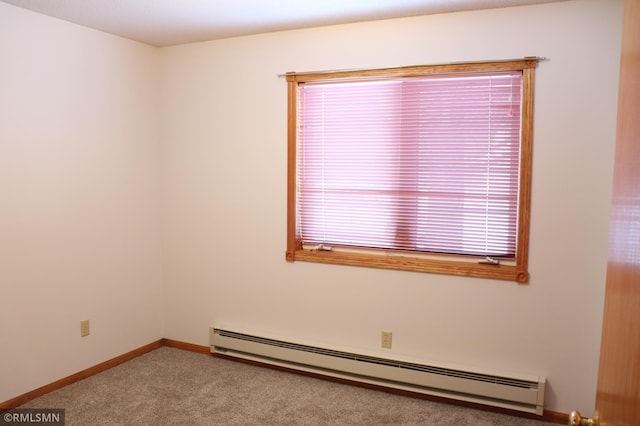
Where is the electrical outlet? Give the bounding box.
[80,320,90,337]
[381,331,392,349]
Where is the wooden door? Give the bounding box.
[591,0,640,424]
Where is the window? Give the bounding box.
[286,59,536,283]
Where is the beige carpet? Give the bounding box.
[20,347,557,425]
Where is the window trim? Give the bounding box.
[286,59,536,283]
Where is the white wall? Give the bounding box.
[159,0,623,414]
[0,4,164,402]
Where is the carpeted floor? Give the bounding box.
[20,347,557,425]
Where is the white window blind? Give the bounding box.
[296,71,523,258]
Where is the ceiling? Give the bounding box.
[1,0,568,47]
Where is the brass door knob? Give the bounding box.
[569,411,599,426]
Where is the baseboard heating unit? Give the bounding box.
[210,327,545,415]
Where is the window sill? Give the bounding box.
[286,249,528,283]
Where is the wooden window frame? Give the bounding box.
[286,59,536,283]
